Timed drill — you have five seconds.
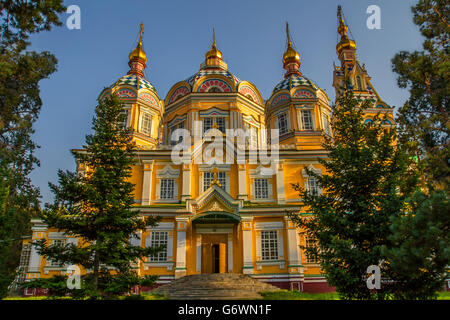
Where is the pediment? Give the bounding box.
[186,183,243,218]
[197,197,233,215]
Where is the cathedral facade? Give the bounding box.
[19,9,394,294]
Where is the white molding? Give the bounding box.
[48,232,66,240]
[156,164,180,178]
[256,260,285,270]
[254,222,283,230]
[147,222,175,230]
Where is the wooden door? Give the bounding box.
[219,243,227,273]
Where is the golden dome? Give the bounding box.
[283,42,300,65]
[336,38,356,53]
[283,23,300,67]
[129,44,147,63]
[129,23,147,64]
[336,6,357,54]
[205,42,223,60]
[205,28,223,60]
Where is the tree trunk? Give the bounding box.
[93,249,100,293]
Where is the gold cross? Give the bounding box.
[211,167,222,187]
[139,22,144,44]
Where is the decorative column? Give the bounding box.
[196,234,202,273]
[241,217,254,274]
[284,217,302,273]
[275,160,286,204]
[237,163,247,201]
[227,233,233,273]
[181,163,191,201]
[141,160,153,205]
[175,217,189,278]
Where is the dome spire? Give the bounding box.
[336,6,356,55]
[283,22,301,78]
[128,22,147,77]
[204,27,227,69]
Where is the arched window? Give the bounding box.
[356,76,363,91]
[208,87,222,93]
[364,119,373,125]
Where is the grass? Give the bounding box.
[437,291,450,300]
[260,290,450,300]
[3,291,449,300]
[3,293,166,300]
[260,290,339,300]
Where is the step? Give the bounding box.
[152,273,280,300]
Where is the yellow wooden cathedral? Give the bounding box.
[19,8,394,294]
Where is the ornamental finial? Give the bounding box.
[139,22,144,45]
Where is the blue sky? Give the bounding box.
[28,0,423,204]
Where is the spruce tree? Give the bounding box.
[33,95,161,298]
[289,90,413,300]
[382,190,449,299]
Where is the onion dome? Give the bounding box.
[282,22,301,78]
[99,23,162,108]
[205,28,223,61]
[272,74,319,95]
[268,22,328,106]
[336,5,356,55]
[127,23,148,77]
[164,30,263,106]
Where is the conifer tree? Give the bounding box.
[382,190,449,299]
[391,0,449,189]
[33,96,161,298]
[0,0,65,298]
[385,0,450,299]
[289,90,414,300]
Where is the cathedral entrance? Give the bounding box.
[201,234,227,274]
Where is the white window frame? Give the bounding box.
[322,113,331,135]
[261,230,279,261]
[300,109,314,130]
[140,111,153,135]
[277,113,289,135]
[160,178,175,199]
[302,164,322,195]
[155,165,180,203]
[148,231,168,262]
[198,165,231,194]
[169,121,185,146]
[254,178,269,199]
[255,222,285,270]
[203,171,226,191]
[47,239,65,267]
[144,223,175,270]
[249,165,274,202]
[119,108,131,129]
[305,237,319,264]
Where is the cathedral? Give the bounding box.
[19,8,394,294]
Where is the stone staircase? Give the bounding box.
[152,273,281,300]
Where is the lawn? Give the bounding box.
[3,291,449,300]
[260,290,450,300]
[260,290,339,300]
